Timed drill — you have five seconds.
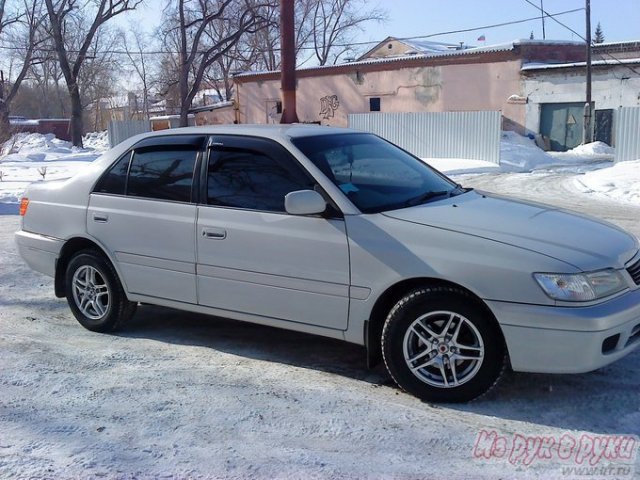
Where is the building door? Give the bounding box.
[594,109,614,146]
[540,103,586,151]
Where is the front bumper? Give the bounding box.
[487,288,640,373]
[15,230,64,278]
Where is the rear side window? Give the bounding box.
[94,152,131,195]
[127,149,197,202]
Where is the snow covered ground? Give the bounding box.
[1,131,640,478]
[0,132,108,214]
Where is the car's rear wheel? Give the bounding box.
[65,250,136,332]
[382,287,505,402]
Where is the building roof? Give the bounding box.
[234,39,585,82]
[356,36,469,60]
[522,57,640,72]
[189,101,234,114]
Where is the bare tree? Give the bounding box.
[0,0,45,142]
[121,25,153,119]
[44,0,142,147]
[309,0,386,65]
[161,0,269,127]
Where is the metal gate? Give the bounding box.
[594,109,614,146]
[539,102,585,152]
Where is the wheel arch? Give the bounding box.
[365,277,505,368]
[55,236,125,298]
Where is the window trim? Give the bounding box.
[91,135,205,204]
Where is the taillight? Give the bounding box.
[19,198,29,216]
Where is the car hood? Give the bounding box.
[383,190,638,271]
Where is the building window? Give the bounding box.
[276,101,282,114]
[369,97,381,112]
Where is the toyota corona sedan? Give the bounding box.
[15,125,640,402]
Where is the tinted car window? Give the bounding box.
[207,147,312,212]
[93,152,131,195]
[126,149,197,203]
[292,133,458,213]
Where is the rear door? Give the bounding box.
[196,135,351,329]
[88,135,205,304]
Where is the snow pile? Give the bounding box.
[83,130,110,151]
[574,159,640,205]
[429,133,617,176]
[424,158,500,175]
[1,132,76,161]
[0,132,103,212]
[499,131,557,172]
[566,141,615,156]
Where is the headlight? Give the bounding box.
[534,270,626,302]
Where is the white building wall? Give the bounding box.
[523,66,640,134]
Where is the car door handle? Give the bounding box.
[93,213,109,223]
[202,228,226,240]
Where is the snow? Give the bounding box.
[522,57,640,71]
[1,130,640,478]
[574,159,640,205]
[0,132,107,214]
[425,132,640,206]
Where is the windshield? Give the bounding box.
[291,133,461,213]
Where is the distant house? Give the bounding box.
[357,36,472,59]
[9,116,71,141]
[233,37,640,151]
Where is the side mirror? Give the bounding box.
[285,190,327,215]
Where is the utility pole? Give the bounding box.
[540,0,546,39]
[280,0,299,123]
[583,0,593,144]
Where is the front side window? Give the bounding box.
[127,148,197,202]
[291,133,460,213]
[207,146,313,212]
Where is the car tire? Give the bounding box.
[64,249,136,333]
[382,286,506,403]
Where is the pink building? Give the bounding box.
[234,38,585,134]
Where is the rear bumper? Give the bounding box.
[15,230,64,278]
[487,289,640,373]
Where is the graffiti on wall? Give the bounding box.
[319,95,340,119]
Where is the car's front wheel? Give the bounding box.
[382,287,506,402]
[64,250,136,332]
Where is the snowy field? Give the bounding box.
[1,132,639,478]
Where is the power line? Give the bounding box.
[0,7,585,57]
[522,0,640,77]
[522,0,585,40]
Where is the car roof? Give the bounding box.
[140,124,363,140]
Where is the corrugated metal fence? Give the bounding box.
[615,107,640,162]
[108,120,151,148]
[348,111,501,164]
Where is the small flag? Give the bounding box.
[477,35,486,41]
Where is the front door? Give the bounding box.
[196,135,350,329]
